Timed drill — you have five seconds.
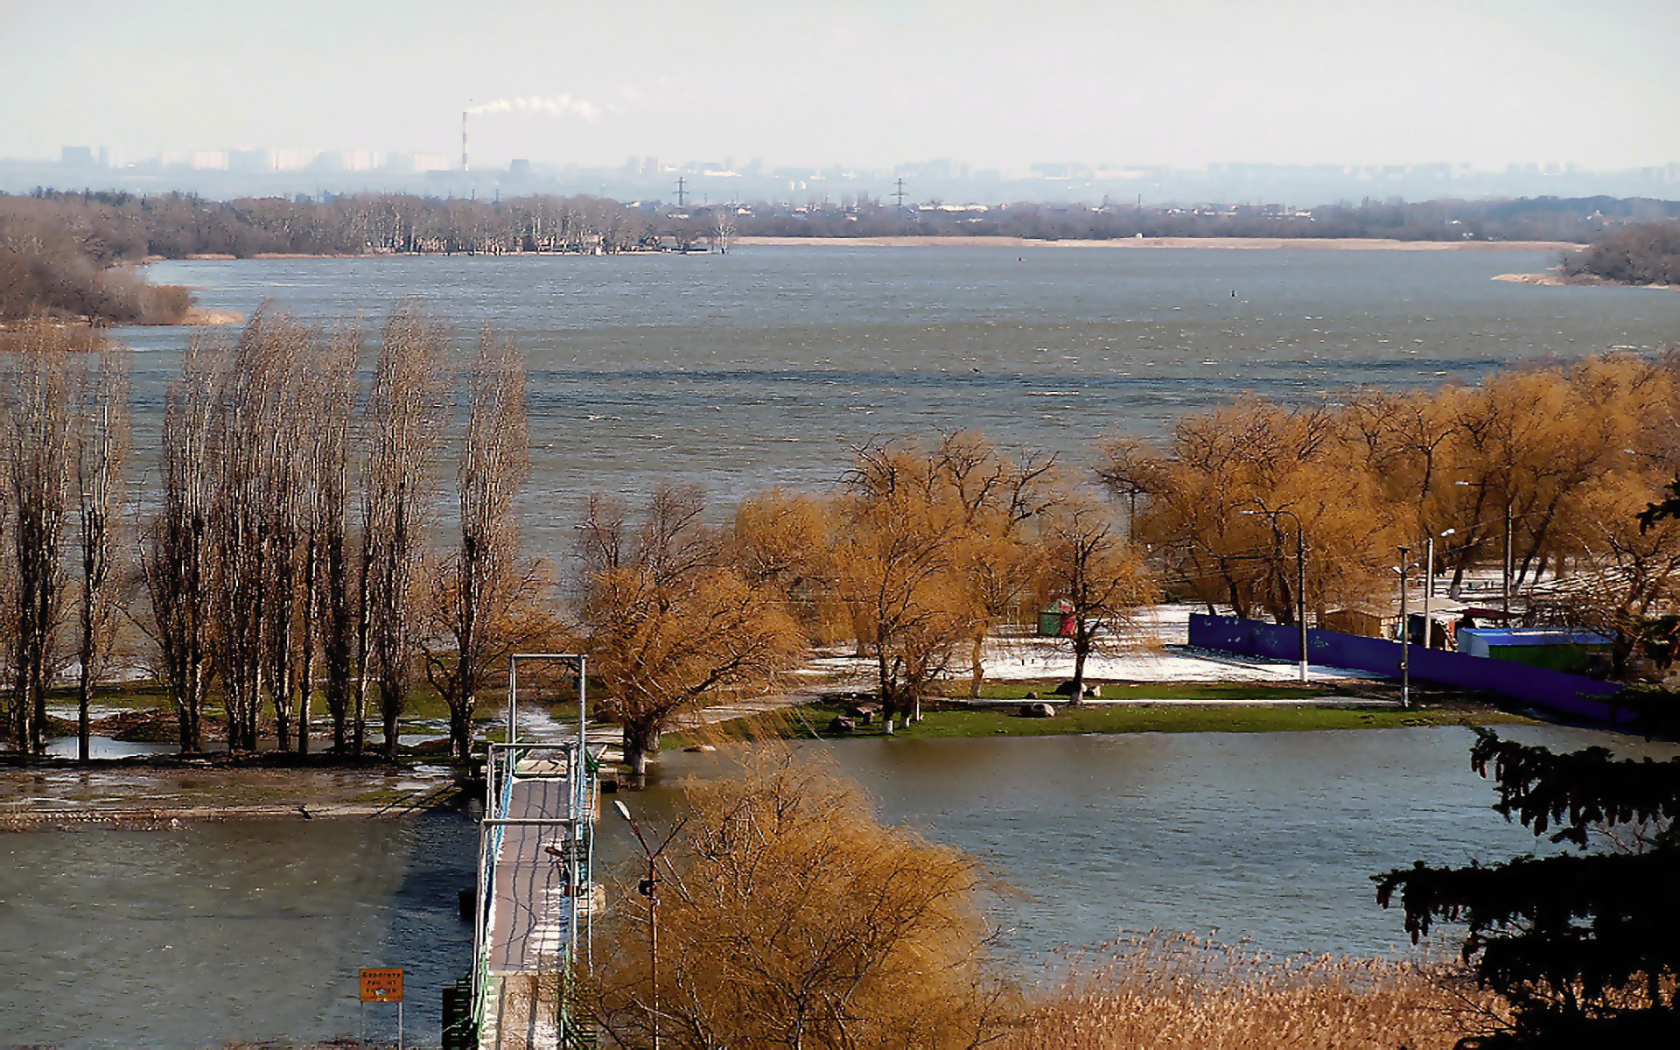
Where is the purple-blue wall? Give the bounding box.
[1188,614,1629,723]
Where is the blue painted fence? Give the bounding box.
[1188,614,1629,723]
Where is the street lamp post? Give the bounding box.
[1242,507,1309,683]
[613,800,685,1050]
[1423,528,1455,650]
[1398,545,1411,709]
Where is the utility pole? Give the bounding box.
[1240,506,1308,682]
[1512,500,1525,618]
[614,801,685,1050]
[1398,546,1411,709]
[675,176,686,209]
[1423,528,1456,650]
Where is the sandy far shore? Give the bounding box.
[735,235,1585,252]
[1495,272,1680,291]
[182,307,244,325]
[0,802,399,831]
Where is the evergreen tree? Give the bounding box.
[1375,728,1680,1046]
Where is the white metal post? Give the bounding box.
[1399,546,1411,709]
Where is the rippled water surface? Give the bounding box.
[1,815,474,1050]
[127,247,1680,557]
[627,724,1680,967]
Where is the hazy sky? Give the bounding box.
[4,0,1675,170]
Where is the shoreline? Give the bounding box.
[146,235,1587,264]
[734,235,1585,252]
[1494,271,1680,291]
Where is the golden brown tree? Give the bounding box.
[596,753,1003,1050]
[1038,502,1156,702]
[579,485,805,777]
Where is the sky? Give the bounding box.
[2,0,1676,171]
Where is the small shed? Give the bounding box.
[1457,628,1612,674]
[1323,609,1386,639]
[1038,599,1076,638]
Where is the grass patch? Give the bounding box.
[953,680,1337,703]
[681,695,1535,744]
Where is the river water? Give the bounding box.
[127,246,1680,558]
[1,814,474,1050]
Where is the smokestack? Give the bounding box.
[461,111,469,173]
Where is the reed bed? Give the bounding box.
[996,933,1509,1050]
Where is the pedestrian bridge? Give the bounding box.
[459,738,602,1050]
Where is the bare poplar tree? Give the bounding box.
[144,334,218,752]
[363,305,447,759]
[422,329,531,761]
[305,325,362,754]
[3,320,77,754]
[72,341,131,761]
[210,312,293,750]
[258,323,315,753]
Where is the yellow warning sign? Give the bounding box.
[360,968,404,1002]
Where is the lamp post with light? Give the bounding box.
[1423,527,1456,649]
[1398,545,1411,709]
[613,800,685,1050]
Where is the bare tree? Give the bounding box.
[1040,502,1156,703]
[72,341,130,761]
[421,329,533,761]
[306,325,362,753]
[2,319,77,754]
[363,305,448,759]
[144,335,218,752]
[210,310,314,751]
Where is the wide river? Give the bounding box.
[7,246,1673,1047]
[130,245,1680,558]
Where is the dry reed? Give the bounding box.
[994,932,1510,1050]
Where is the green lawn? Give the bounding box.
[676,695,1536,745]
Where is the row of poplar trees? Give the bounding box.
[0,306,538,761]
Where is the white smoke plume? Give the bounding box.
[467,95,600,121]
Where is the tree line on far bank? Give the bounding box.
[6,188,1679,326]
[1562,221,1680,286]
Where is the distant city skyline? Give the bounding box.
[10,145,1677,211]
[4,0,1677,175]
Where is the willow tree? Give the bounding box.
[834,435,1055,728]
[596,755,1001,1049]
[578,485,804,778]
[1039,502,1156,703]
